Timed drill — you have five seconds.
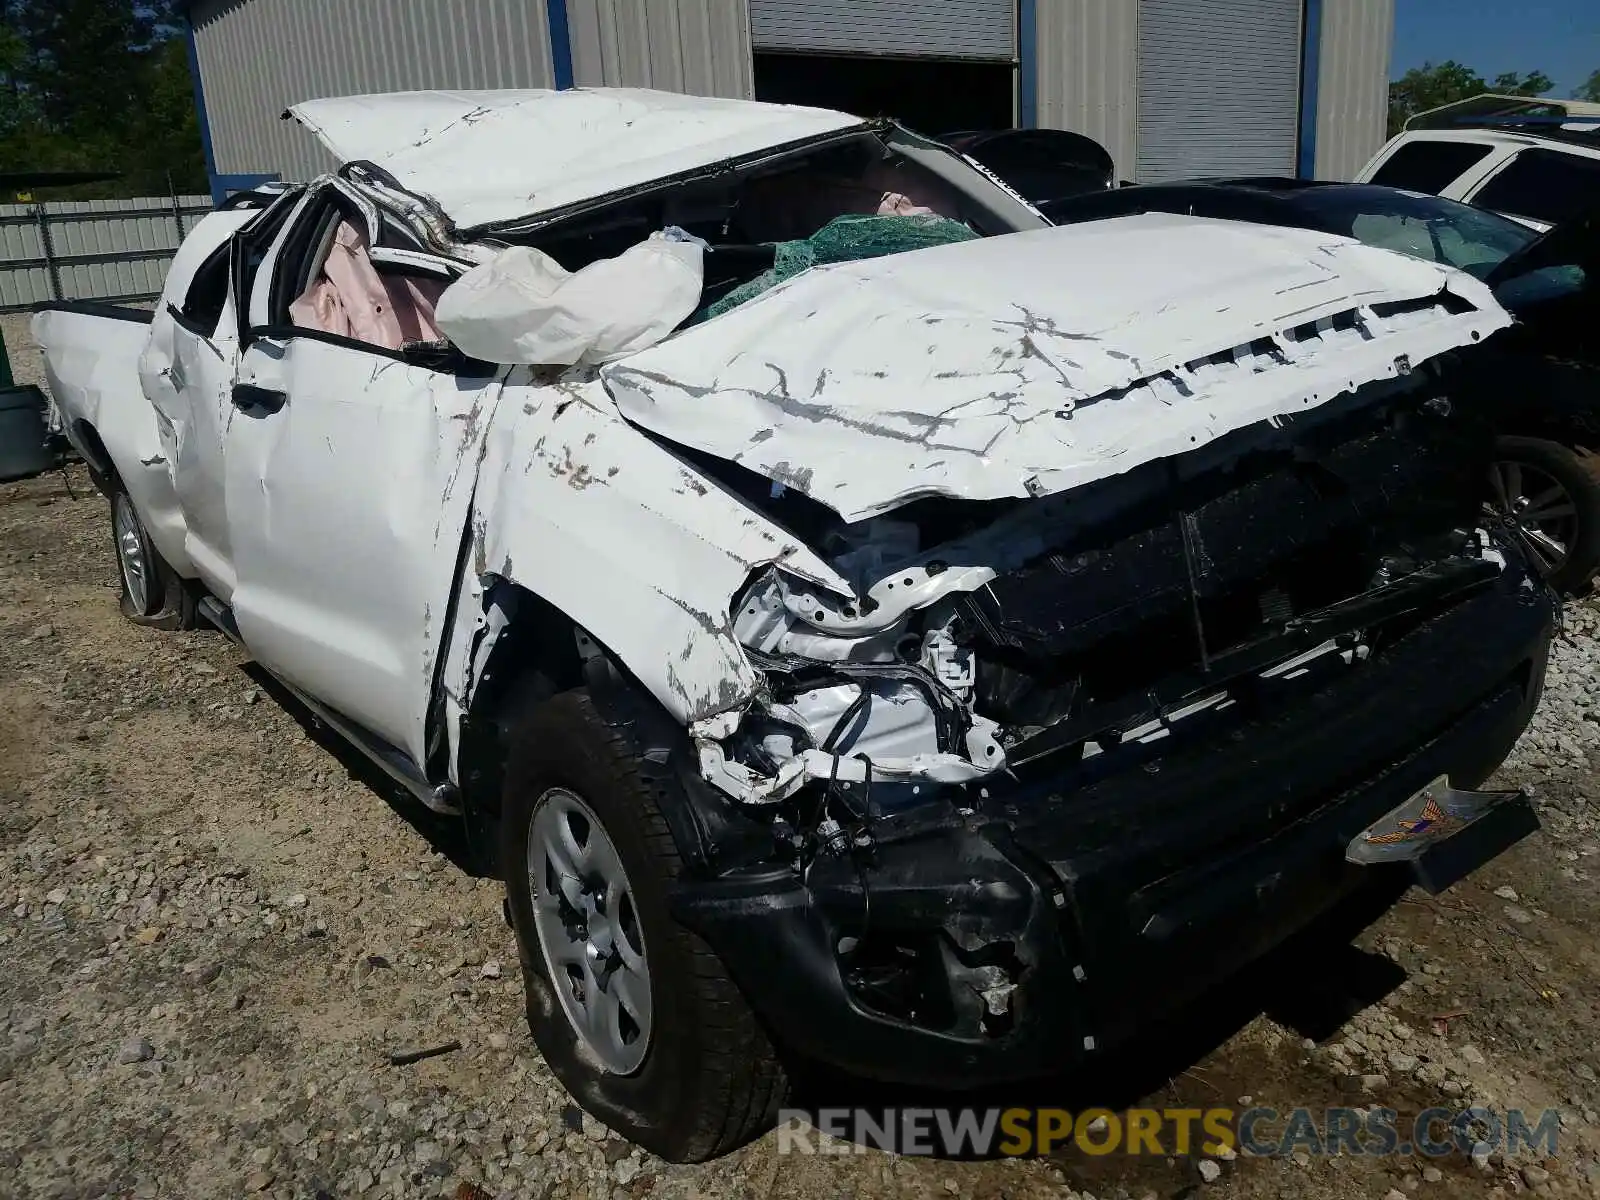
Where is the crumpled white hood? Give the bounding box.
[603,213,1511,522]
[287,89,865,231]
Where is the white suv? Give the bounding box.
[1357,95,1600,231]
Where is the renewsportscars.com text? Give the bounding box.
[776,1106,1560,1158]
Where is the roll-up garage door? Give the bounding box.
[1136,0,1303,183]
[748,0,1016,61]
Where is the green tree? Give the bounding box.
[0,0,204,199]
[1388,60,1554,136]
[1490,69,1554,97]
[1578,69,1600,103]
[114,35,206,195]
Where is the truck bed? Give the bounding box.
[31,302,191,574]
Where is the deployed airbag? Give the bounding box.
[435,231,705,366]
[290,220,445,350]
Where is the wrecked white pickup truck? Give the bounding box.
[36,89,1556,1160]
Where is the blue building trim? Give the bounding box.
[184,18,228,205]
[186,16,287,204]
[546,0,575,90]
[1017,0,1038,128]
[1297,0,1325,178]
[215,172,283,195]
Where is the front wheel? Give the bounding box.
[110,485,197,629]
[500,689,787,1162]
[1488,436,1600,595]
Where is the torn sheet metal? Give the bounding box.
[463,373,850,726]
[603,213,1513,522]
[287,89,865,232]
[695,738,999,808]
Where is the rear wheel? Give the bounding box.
[111,485,198,630]
[500,689,786,1162]
[1488,436,1600,595]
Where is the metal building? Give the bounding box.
[184,0,1393,202]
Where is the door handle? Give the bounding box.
[232,383,287,414]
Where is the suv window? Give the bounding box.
[1473,149,1600,227]
[1368,140,1494,194]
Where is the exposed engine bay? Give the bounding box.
[640,358,1552,1067]
[687,363,1517,836]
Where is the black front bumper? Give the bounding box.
[671,567,1555,1087]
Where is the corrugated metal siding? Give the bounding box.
[748,0,1015,60]
[1313,0,1393,180]
[191,0,557,179]
[1136,0,1302,182]
[0,196,211,310]
[1033,0,1139,182]
[568,0,753,97]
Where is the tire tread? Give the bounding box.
[508,689,786,1161]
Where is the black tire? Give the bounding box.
[1490,435,1600,596]
[110,484,199,630]
[500,689,787,1162]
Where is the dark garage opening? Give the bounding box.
[753,52,1015,136]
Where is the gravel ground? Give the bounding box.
[4,311,1600,1200]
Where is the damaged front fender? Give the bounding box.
[452,370,1009,807]
[457,372,851,726]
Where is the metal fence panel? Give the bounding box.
[0,194,212,312]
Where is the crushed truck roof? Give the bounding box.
[286,88,868,231]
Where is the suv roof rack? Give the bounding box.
[1406,93,1600,148]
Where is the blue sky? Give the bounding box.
[1392,0,1600,95]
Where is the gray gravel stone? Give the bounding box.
[116,1036,154,1065]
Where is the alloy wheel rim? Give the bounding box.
[112,494,150,613]
[526,787,652,1075]
[1488,459,1578,578]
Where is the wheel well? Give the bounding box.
[71,420,115,489]
[1488,356,1600,450]
[471,582,588,714]
[453,581,768,880]
[455,582,587,873]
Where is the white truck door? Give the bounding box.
[223,188,500,764]
[141,244,245,597]
[138,195,304,600]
